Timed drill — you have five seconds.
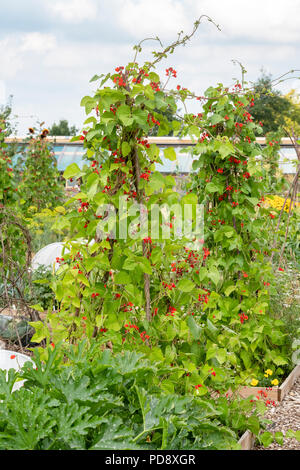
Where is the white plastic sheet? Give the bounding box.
[0,349,35,392]
[31,240,94,272]
[31,242,69,271]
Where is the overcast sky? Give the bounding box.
[1,0,299,135]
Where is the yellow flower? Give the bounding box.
[265,369,273,376]
[265,195,300,213]
[271,379,279,386]
[251,379,259,386]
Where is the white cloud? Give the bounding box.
[21,32,57,53]
[47,0,98,23]
[0,32,57,80]
[116,0,300,44]
[187,42,295,81]
[189,0,300,43]
[43,42,131,74]
[0,37,24,79]
[117,0,190,40]
[0,81,6,104]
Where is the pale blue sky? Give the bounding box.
[1,0,299,135]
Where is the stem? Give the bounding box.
[270,130,300,261]
[278,181,297,266]
[133,15,221,70]
[131,143,152,321]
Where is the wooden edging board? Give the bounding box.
[238,430,256,450]
[238,364,300,450]
[231,364,300,402]
[278,364,300,401]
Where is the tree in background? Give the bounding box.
[0,96,19,206]
[0,95,14,136]
[49,119,78,136]
[17,126,64,213]
[0,119,17,207]
[250,73,292,134]
[148,105,181,136]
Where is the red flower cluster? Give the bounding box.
[124,323,150,342]
[234,83,242,90]
[166,67,177,78]
[202,246,210,260]
[122,301,134,312]
[166,306,176,317]
[243,111,253,122]
[137,138,150,149]
[102,184,111,193]
[239,313,249,324]
[140,172,150,181]
[78,201,89,213]
[140,330,150,342]
[113,67,126,87]
[124,322,139,330]
[132,68,149,84]
[257,389,268,399]
[147,113,160,126]
[91,160,101,168]
[229,156,241,164]
[72,263,82,274]
[152,307,158,317]
[198,132,210,143]
[198,288,210,304]
[186,249,199,267]
[162,281,176,291]
[123,189,137,200]
[79,130,88,141]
